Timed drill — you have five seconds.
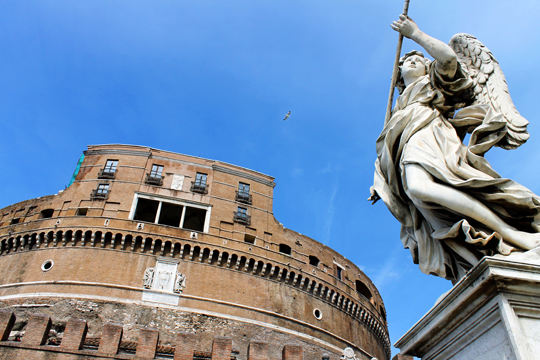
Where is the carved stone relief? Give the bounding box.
[173,272,186,293]
[171,174,185,190]
[143,267,155,289]
[340,348,358,360]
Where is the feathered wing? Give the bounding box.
[449,33,529,150]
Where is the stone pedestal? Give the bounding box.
[395,253,540,360]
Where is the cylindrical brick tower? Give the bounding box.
[0,144,389,360]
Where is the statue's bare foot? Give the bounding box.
[504,229,540,250]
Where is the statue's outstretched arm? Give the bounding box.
[391,15,457,79]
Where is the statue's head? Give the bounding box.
[397,50,431,94]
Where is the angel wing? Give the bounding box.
[449,33,529,150]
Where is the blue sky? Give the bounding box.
[1,0,539,356]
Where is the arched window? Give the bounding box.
[279,244,291,255]
[355,280,373,301]
[309,255,320,266]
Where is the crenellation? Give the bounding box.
[60,318,87,350]
[0,310,15,341]
[22,313,52,346]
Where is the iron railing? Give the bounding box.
[98,168,116,179]
[233,211,251,226]
[190,181,208,194]
[91,189,109,200]
[145,173,164,186]
[235,191,252,204]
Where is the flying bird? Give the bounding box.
[283,111,291,121]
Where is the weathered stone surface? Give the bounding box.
[395,257,540,360]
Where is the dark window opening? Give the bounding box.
[39,209,55,219]
[279,244,291,255]
[158,203,183,227]
[380,306,386,321]
[132,197,208,232]
[355,280,373,300]
[244,234,256,244]
[336,266,343,280]
[10,218,20,225]
[191,173,208,194]
[183,207,206,232]
[76,208,88,216]
[309,255,320,267]
[134,198,159,223]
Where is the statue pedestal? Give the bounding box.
[395,252,540,360]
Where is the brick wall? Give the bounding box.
[0,310,335,360]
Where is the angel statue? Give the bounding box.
[369,15,540,283]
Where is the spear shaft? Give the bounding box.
[384,0,411,124]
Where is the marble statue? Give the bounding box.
[173,271,186,293]
[369,15,540,283]
[143,267,155,289]
[340,348,359,360]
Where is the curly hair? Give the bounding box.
[396,50,431,94]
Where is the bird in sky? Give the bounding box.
[283,111,291,121]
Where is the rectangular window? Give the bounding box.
[158,202,184,227]
[104,160,118,173]
[145,165,164,186]
[76,208,88,216]
[150,164,163,178]
[133,198,160,223]
[336,266,343,281]
[99,160,118,179]
[131,195,210,232]
[233,206,250,225]
[191,172,208,194]
[236,183,252,204]
[92,184,110,199]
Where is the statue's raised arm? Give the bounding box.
[371,15,540,283]
[391,15,458,80]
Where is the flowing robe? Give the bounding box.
[372,62,540,282]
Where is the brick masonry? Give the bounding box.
[0,144,390,360]
[0,309,334,360]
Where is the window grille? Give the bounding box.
[91,184,110,199]
[145,165,164,186]
[235,183,252,204]
[191,173,208,194]
[233,207,250,225]
[98,160,118,179]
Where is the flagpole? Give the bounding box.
[384,0,411,124]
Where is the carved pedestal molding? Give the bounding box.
[395,250,540,360]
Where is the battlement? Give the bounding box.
[0,309,308,359]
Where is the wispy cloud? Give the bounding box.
[372,247,405,290]
[320,161,341,174]
[322,183,339,245]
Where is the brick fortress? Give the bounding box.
[0,144,390,360]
